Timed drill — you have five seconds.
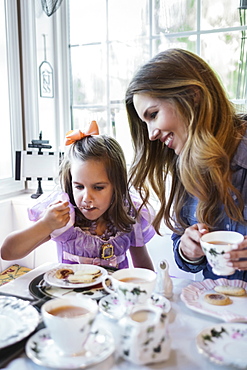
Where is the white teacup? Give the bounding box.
[200,231,244,276]
[102,268,157,309]
[41,296,98,356]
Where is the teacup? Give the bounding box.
[102,268,157,309]
[200,231,244,276]
[41,296,98,356]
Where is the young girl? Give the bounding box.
[1,121,155,270]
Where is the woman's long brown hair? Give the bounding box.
[125,48,246,235]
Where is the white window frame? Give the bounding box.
[18,0,40,145]
[63,0,247,141]
[0,0,70,199]
[52,0,72,145]
[0,0,23,197]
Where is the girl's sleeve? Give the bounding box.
[27,190,75,238]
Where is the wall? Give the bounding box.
[0,193,57,272]
[146,225,202,281]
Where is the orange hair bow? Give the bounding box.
[65,120,99,146]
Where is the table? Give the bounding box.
[0,263,235,370]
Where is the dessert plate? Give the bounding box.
[99,292,171,320]
[29,273,109,301]
[0,296,40,349]
[43,263,108,289]
[25,327,115,369]
[181,278,247,322]
[196,323,247,368]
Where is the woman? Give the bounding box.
[125,48,247,280]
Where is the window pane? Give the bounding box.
[154,0,197,35]
[200,31,242,99]
[201,0,242,30]
[69,0,106,45]
[72,108,108,134]
[152,36,196,55]
[114,106,133,166]
[0,0,12,179]
[71,44,107,106]
[109,40,150,102]
[108,0,149,40]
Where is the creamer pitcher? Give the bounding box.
[118,303,171,365]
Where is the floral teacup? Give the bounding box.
[102,268,157,310]
[200,231,244,276]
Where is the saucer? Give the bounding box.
[99,292,171,320]
[25,327,115,369]
[196,323,247,368]
[0,296,40,349]
[29,274,109,302]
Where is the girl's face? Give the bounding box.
[133,93,188,155]
[71,159,114,221]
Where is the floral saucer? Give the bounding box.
[29,274,109,301]
[196,323,247,368]
[0,296,40,349]
[99,292,171,320]
[25,327,115,369]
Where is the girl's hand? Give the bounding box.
[180,223,209,261]
[42,201,71,232]
[224,235,247,271]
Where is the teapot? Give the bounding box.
[118,303,171,365]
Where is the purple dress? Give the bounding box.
[28,191,155,269]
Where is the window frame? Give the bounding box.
[0,0,24,197]
[66,0,247,139]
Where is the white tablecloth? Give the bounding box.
[0,263,234,370]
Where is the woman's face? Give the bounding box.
[71,159,114,221]
[133,93,188,155]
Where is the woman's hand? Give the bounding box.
[42,201,71,232]
[224,236,247,271]
[180,223,209,261]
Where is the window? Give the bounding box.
[68,0,247,165]
[0,0,23,196]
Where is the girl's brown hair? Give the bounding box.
[125,48,246,234]
[59,134,136,232]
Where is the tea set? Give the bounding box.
[26,229,243,367]
[25,262,173,367]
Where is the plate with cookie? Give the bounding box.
[181,278,247,322]
[43,264,108,288]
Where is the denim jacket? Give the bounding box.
[173,130,247,281]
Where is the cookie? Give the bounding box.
[55,268,74,279]
[67,274,96,284]
[204,293,232,306]
[214,285,246,296]
[74,268,102,278]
